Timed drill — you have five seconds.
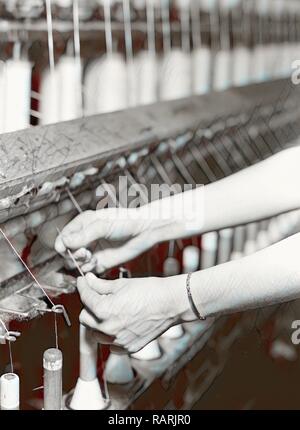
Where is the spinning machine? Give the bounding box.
[0,0,300,410]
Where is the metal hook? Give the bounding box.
[0,318,21,344]
[51,304,71,327]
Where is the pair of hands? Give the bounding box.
[55,207,195,352]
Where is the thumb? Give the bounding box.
[57,221,100,251]
[55,210,100,252]
[94,233,155,273]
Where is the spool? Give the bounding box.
[3,59,32,133]
[175,0,191,10]
[192,47,211,94]
[96,54,127,113]
[70,378,105,410]
[201,232,218,269]
[55,0,72,5]
[268,217,282,244]
[200,0,217,11]
[250,45,267,83]
[256,222,270,250]
[126,59,138,108]
[133,0,146,9]
[243,223,258,256]
[135,51,158,105]
[84,60,101,116]
[43,348,63,410]
[159,49,192,101]
[219,0,241,10]
[230,226,244,259]
[213,50,231,91]
[0,373,20,410]
[163,256,180,277]
[232,46,251,87]
[40,68,60,125]
[266,44,278,80]
[131,340,161,360]
[182,245,200,273]
[104,352,135,384]
[0,61,5,134]
[217,228,233,264]
[56,56,82,121]
[280,43,293,78]
[255,0,270,15]
[70,324,106,410]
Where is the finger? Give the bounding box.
[81,257,97,273]
[94,233,154,273]
[115,329,135,345]
[63,251,94,272]
[79,309,114,344]
[127,337,157,354]
[127,322,170,354]
[59,208,134,250]
[64,255,95,272]
[79,308,100,328]
[85,272,125,294]
[57,211,101,251]
[84,273,115,294]
[73,248,92,263]
[109,344,126,354]
[77,277,110,319]
[64,255,77,270]
[96,319,121,336]
[55,234,67,254]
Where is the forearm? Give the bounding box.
[142,147,300,241]
[186,233,300,318]
[202,146,300,232]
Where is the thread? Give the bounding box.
[0,228,55,307]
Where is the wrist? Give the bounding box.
[138,189,204,242]
[164,274,198,323]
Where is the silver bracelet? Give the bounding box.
[186,273,206,320]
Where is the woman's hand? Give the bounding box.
[55,207,158,273]
[54,199,197,273]
[77,272,194,353]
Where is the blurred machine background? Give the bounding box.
[0,0,300,410]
